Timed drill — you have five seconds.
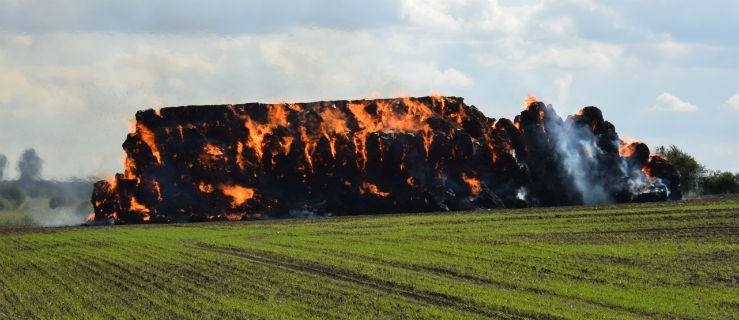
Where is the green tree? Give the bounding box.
[17,148,43,183]
[655,145,705,195]
[700,171,739,194]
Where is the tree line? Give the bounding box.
[655,145,739,196]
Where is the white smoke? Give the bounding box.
[515,186,528,201]
[544,106,612,204]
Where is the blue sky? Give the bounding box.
[0,0,737,179]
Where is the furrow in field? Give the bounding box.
[263,240,653,318]
[188,241,562,320]
[68,250,196,318]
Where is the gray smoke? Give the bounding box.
[1,149,93,226]
[0,154,7,180]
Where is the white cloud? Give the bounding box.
[9,34,33,47]
[396,64,474,89]
[0,66,89,117]
[725,93,739,112]
[554,73,573,105]
[259,39,328,80]
[478,1,542,34]
[475,39,622,71]
[400,0,467,30]
[435,67,474,87]
[652,92,699,112]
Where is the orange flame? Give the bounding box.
[462,173,482,197]
[219,184,255,207]
[129,197,149,213]
[124,157,137,179]
[619,143,637,158]
[524,94,539,107]
[226,213,243,221]
[406,177,416,186]
[198,182,214,193]
[129,196,151,221]
[203,144,224,157]
[137,122,162,164]
[361,182,390,197]
[151,180,163,202]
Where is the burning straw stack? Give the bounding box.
[90,96,680,224]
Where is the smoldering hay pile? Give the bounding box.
[89,96,680,224]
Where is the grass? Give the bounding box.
[0,195,737,319]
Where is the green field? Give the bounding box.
[1,196,737,319]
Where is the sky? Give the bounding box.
[0,0,737,179]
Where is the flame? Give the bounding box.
[280,136,294,155]
[124,157,137,179]
[152,180,162,202]
[406,177,416,186]
[462,173,482,197]
[129,196,151,221]
[104,176,117,189]
[219,184,255,207]
[137,122,162,164]
[421,129,434,157]
[198,182,214,193]
[361,182,390,197]
[129,197,149,213]
[619,143,637,158]
[240,104,292,162]
[226,213,243,221]
[524,94,539,107]
[244,119,269,161]
[203,144,224,156]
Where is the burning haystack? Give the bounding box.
[90,96,680,224]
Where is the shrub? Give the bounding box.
[700,171,739,195]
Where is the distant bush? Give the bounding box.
[700,171,739,195]
[0,186,26,209]
[0,153,7,180]
[49,195,67,209]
